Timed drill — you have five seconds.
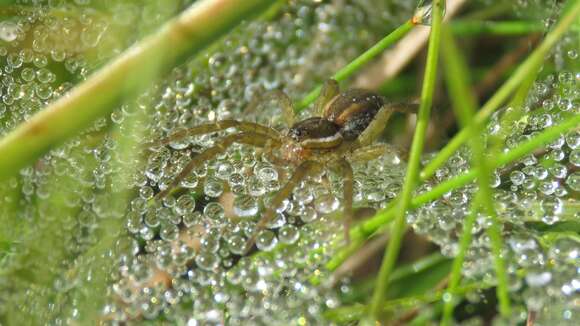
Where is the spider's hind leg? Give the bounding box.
[155,131,280,199]
[147,120,280,148]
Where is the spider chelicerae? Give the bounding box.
[148,79,416,253]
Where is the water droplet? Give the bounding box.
[278,225,299,244]
[174,194,196,215]
[0,21,20,42]
[255,230,277,251]
[565,172,580,192]
[204,178,224,197]
[233,194,258,217]
[413,0,446,26]
[195,252,219,271]
[314,194,339,214]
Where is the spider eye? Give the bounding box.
[288,128,301,141]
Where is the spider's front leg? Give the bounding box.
[155,131,281,199]
[350,143,403,162]
[244,160,316,253]
[245,89,296,127]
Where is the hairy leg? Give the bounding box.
[357,104,395,147]
[337,159,354,244]
[357,101,419,147]
[350,143,401,162]
[244,160,316,253]
[316,79,340,117]
[146,120,280,148]
[155,132,280,199]
[387,101,419,114]
[245,90,296,127]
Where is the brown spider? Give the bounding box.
[148,79,416,253]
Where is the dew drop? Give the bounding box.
[314,194,339,214]
[255,230,277,251]
[233,194,258,217]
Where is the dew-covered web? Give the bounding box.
[0,0,578,325]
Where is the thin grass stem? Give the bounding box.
[326,281,493,323]
[368,0,444,320]
[440,25,511,317]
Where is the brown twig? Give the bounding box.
[474,34,541,99]
[526,309,537,326]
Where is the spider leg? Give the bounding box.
[388,101,419,114]
[337,159,354,244]
[263,139,288,166]
[350,143,401,162]
[155,132,280,199]
[147,120,280,148]
[244,160,316,253]
[357,101,419,147]
[357,104,395,147]
[315,79,340,117]
[245,90,296,127]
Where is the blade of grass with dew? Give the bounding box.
[369,0,444,320]
[440,25,511,318]
[420,0,580,181]
[295,20,415,112]
[328,112,580,272]
[0,0,276,182]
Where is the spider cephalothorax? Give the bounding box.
[148,79,416,253]
[283,117,342,162]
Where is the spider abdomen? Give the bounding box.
[323,89,384,140]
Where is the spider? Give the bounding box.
[148,79,416,253]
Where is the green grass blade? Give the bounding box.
[369,0,444,320]
[0,0,275,182]
[440,25,510,318]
